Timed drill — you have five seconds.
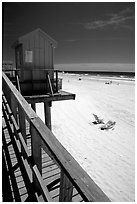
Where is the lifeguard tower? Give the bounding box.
[12,28,75,129]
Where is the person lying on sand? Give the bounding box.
[100,120,116,130]
[92,114,104,124]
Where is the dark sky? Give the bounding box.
[3,2,135,68]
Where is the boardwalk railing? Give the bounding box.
[2,68,62,94]
[2,72,110,202]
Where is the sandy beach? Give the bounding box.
[36,73,135,202]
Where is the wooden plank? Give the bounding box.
[59,170,73,202]
[2,78,12,107]
[2,150,13,201]
[47,177,60,191]
[42,155,52,163]
[2,95,13,124]
[2,129,21,201]
[42,164,58,174]
[43,167,60,180]
[43,173,60,187]
[42,160,55,169]
[72,193,83,202]
[25,91,76,103]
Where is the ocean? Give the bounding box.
[58,70,135,81]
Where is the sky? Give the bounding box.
[2,2,135,72]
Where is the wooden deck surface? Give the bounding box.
[24,90,76,103]
[2,112,83,202]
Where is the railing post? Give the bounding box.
[10,93,18,123]
[59,170,73,202]
[30,123,42,172]
[45,72,49,93]
[18,105,26,142]
[56,70,58,93]
[15,70,21,93]
[30,123,42,190]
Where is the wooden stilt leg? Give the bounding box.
[31,103,36,112]
[44,102,51,130]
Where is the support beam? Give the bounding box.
[44,102,51,130]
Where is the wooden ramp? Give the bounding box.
[2,72,110,202]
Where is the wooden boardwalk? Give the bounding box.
[2,72,110,202]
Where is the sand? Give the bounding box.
[36,73,135,202]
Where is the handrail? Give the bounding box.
[2,68,58,71]
[3,68,60,94]
[2,72,110,202]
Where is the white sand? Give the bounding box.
[36,73,135,202]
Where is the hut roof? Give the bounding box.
[12,28,57,48]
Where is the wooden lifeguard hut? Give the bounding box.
[12,28,75,129]
[12,28,57,95]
